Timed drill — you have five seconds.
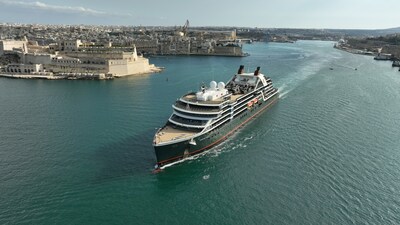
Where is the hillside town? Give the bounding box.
[0,21,252,79]
[2,21,400,79]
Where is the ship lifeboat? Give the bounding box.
[253,98,258,104]
[247,101,253,108]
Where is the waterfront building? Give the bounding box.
[108,52,156,76]
[58,39,82,52]
[22,53,53,65]
[134,40,158,54]
[214,42,244,56]
[46,48,155,76]
[1,35,160,78]
[0,40,28,55]
[4,63,43,74]
[190,40,214,54]
[62,46,158,76]
[159,39,191,55]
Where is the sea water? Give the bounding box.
[1,41,400,224]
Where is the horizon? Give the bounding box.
[0,21,398,31]
[0,0,399,30]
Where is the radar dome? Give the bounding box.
[209,81,217,90]
[218,82,225,90]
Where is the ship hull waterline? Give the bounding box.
[154,93,279,169]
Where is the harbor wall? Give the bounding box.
[108,57,152,76]
[214,46,243,56]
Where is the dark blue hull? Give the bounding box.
[154,93,278,167]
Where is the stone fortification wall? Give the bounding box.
[0,40,28,55]
[23,53,53,64]
[46,63,106,74]
[214,46,243,56]
[107,57,151,76]
[65,51,129,60]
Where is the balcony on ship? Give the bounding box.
[173,100,221,114]
[169,114,208,128]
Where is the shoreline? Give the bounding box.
[334,44,400,70]
[334,45,375,56]
[0,73,109,80]
[0,66,164,80]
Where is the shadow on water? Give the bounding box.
[92,128,157,183]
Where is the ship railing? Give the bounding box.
[173,110,217,120]
[183,98,227,105]
[255,86,274,96]
[153,127,162,144]
[234,85,266,102]
[234,93,256,107]
[207,117,231,133]
[175,101,220,112]
[170,115,207,126]
[180,93,229,106]
[168,118,207,129]
[261,88,278,101]
[208,113,231,127]
[154,135,161,145]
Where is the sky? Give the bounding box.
[0,0,398,29]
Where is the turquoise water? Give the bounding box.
[1,41,400,224]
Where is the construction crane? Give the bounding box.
[182,19,189,36]
[176,19,189,37]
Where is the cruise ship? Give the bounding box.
[153,65,279,169]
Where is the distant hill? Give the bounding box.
[313,27,400,37]
[374,27,400,35]
[341,30,400,58]
[260,27,400,41]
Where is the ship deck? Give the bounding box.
[181,93,243,105]
[182,94,225,104]
[154,125,199,144]
[154,93,245,144]
[230,94,242,102]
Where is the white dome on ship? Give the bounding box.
[218,82,225,90]
[209,81,217,90]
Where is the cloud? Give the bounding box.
[0,0,132,17]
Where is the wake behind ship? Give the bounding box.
[153,65,279,168]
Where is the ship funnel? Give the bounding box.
[254,66,260,75]
[237,65,244,74]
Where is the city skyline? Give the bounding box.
[0,0,399,29]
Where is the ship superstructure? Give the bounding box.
[153,65,278,168]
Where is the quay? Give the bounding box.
[0,72,111,80]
